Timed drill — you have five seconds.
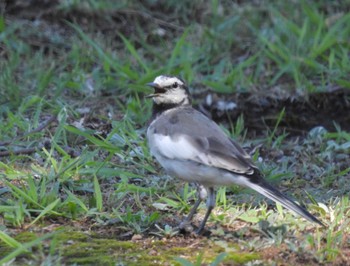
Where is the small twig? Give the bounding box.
[118,9,184,31]
[23,115,57,137]
[0,115,56,146]
[0,145,43,157]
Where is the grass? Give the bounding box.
[1,0,350,265]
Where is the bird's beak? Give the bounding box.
[145,82,161,98]
[147,82,160,88]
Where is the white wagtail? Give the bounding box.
[146,75,324,234]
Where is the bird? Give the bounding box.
[146,75,324,234]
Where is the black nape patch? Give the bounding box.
[169,115,179,124]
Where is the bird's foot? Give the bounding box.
[177,221,210,236]
[178,220,194,233]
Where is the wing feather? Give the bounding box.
[151,133,254,174]
[148,106,256,175]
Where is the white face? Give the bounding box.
[150,75,190,105]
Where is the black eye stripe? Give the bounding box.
[161,83,182,91]
[164,83,180,89]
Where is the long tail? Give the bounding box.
[243,174,324,226]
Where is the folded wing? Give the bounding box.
[152,133,255,175]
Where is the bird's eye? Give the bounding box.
[172,82,178,88]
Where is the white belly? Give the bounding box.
[152,151,249,187]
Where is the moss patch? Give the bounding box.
[55,229,260,265]
[0,228,260,265]
[0,231,38,258]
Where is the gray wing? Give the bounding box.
[149,107,256,174]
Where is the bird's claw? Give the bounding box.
[178,221,194,233]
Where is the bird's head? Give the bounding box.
[146,75,191,106]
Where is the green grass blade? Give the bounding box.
[3,180,43,209]
[210,252,227,266]
[119,34,149,73]
[64,189,89,212]
[0,231,24,249]
[0,231,57,265]
[267,107,285,146]
[166,28,190,73]
[64,125,120,152]
[67,22,114,65]
[93,175,103,211]
[26,176,38,203]
[67,21,137,80]
[175,257,194,266]
[29,198,61,226]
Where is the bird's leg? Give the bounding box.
[179,184,207,231]
[196,187,215,234]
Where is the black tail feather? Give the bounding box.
[245,173,325,227]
